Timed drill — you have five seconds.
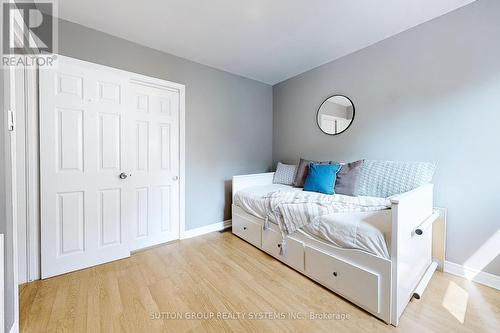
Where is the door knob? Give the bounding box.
[119,172,128,179]
[172,176,179,181]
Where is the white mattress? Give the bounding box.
[233,184,391,259]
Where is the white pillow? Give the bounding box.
[273,162,297,185]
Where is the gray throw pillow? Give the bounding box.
[273,162,297,185]
[332,160,364,196]
[292,158,331,187]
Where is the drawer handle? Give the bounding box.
[333,272,338,277]
[243,226,247,230]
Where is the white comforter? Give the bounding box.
[234,185,392,258]
[264,190,391,235]
[301,211,391,259]
[234,184,300,221]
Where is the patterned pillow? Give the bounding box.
[273,162,298,185]
[356,160,436,197]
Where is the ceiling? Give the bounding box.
[51,0,475,85]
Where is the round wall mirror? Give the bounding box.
[316,95,355,135]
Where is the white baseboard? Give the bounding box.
[181,220,232,240]
[444,261,500,290]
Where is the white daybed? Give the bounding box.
[231,172,440,326]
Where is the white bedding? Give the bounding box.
[301,210,391,259]
[233,184,300,221]
[233,184,391,259]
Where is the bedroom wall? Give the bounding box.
[273,0,500,276]
[57,19,273,230]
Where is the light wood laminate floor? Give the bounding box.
[20,231,499,332]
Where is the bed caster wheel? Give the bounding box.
[277,243,281,248]
[333,272,338,277]
[243,226,247,230]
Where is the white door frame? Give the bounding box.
[3,63,20,333]
[19,55,186,281]
[16,65,39,283]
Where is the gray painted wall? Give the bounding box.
[57,19,273,230]
[273,0,500,275]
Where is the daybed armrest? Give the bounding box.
[232,172,275,201]
[389,183,434,205]
[390,183,434,247]
[390,183,434,325]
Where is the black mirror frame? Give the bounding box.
[316,94,355,136]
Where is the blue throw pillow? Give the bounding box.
[303,163,342,195]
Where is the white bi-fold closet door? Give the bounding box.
[128,81,180,251]
[40,56,183,278]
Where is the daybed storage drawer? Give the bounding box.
[262,228,304,272]
[305,246,380,314]
[232,212,261,247]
